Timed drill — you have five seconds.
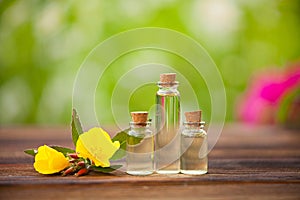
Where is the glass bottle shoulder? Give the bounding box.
[181,127,207,138]
[156,83,180,96]
[156,89,180,96]
[128,127,153,138]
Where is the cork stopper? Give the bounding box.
[160,73,176,83]
[131,111,148,123]
[185,110,202,122]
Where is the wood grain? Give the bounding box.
[0,124,299,199]
[1,184,300,200]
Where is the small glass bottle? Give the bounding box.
[126,111,154,176]
[180,110,208,175]
[155,73,181,174]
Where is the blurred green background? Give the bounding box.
[0,0,299,125]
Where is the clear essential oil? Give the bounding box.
[126,112,154,176]
[155,73,181,174]
[180,111,208,175]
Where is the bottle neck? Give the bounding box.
[182,121,206,137]
[130,122,151,129]
[183,121,205,129]
[157,81,179,95]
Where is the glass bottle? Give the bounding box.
[180,110,208,175]
[155,73,181,174]
[126,111,154,176]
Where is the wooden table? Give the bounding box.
[0,124,299,199]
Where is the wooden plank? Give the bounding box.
[0,157,299,186]
[1,125,299,164]
[1,184,300,200]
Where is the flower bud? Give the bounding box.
[68,153,79,159]
[77,161,85,167]
[75,168,89,177]
[62,167,75,176]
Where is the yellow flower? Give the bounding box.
[76,127,120,167]
[33,145,69,174]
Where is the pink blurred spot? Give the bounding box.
[237,63,300,125]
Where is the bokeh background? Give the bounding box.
[0,0,299,125]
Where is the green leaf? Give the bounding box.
[110,128,143,161]
[127,134,144,145]
[110,142,126,161]
[24,149,38,156]
[91,165,122,173]
[50,145,75,156]
[111,128,129,144]
[110,129,129,161]
[71,108,84,146]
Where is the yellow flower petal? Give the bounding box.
[76,139,106,166]
[76,127,120,167]
[33,145,69,174]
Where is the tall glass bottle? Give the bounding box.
[126,111,154,176]
[180,110,208,175]
[155,73,181,174]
